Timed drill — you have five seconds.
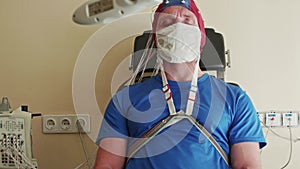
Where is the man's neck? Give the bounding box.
[163,61,204,82]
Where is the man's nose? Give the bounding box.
[174,16,189,25]
[174,16,183,23]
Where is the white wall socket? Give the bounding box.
[282,112,298,126]
[42,114,90,134]
[265,112,282,127]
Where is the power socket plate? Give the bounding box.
[265,112,282,127]
[282,112,298,126]
[42,114,90,134]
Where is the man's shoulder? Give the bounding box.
[115,75,161,98]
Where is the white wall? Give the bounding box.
[197,0,300,168]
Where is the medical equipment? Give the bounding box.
[0,97,38,169]
[72,0,160,25]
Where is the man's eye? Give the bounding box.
[160,19,174,27]
[184,18,197,26]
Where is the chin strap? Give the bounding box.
[186,58,200,116]
[159,58,200,116]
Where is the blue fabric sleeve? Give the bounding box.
[95,96,129,145]
[229,91,266,148]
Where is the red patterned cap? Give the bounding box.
[152,0,206,52]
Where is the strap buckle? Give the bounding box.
[162,84,170,93]
[163,84,172,101]
[188,85,197,101]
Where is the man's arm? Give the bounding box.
[230,142,262,169]
[94,138,128,169]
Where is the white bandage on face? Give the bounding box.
[156,22,201,63]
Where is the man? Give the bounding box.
[94,0,266,168]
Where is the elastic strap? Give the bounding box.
[186,58,200,115]
[160,63,177,115]
[126,113,231,167]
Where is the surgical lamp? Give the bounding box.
[72,0,161,25]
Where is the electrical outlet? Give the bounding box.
[265,112,281,127]
[282,112,298,126]
[45,117,56,130]
[32,159,38,169]
[76,114,91,133]
[42,114,90,133]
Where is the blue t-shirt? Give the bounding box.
[96,73,266,169]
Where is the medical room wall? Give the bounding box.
[0,0,299,169]
[198,1,300,169]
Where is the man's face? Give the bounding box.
[155,6,198,31]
